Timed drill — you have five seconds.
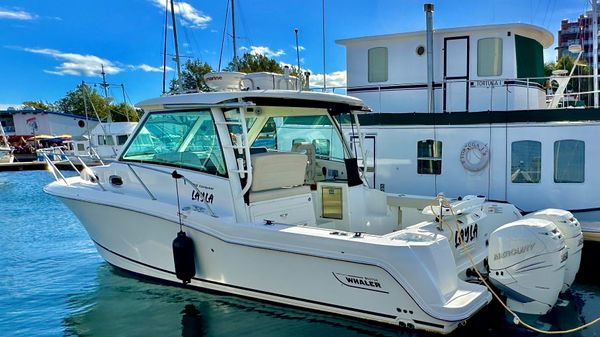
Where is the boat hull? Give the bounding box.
[56,196,488,334]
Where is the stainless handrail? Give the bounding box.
[121,162,217,218]
[126,163,156,200]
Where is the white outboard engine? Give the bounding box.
[488,218,567,315]
[524,209,583,292]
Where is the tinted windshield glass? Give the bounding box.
[121,110,227,176]
[252,115,346,161]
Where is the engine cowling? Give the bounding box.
[488,218,567,315]
[524,209,583,292]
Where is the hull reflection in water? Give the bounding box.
[63,264,600,337]
[63,265,414,337]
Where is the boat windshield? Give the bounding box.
[121,110,227,177]
[252,115,346,161]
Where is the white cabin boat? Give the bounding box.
[44,84,582,333]
[70,122,138,160]
[337,22,600,240]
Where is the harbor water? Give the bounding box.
[1,171,599,337]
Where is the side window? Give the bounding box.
[76,144,86,151]
[368,47,388,82]
[417,140,442,175]
[554,140,584,183]
[97,135,105,145]
[117,135,129,145]
[511,141,541,183]
[477,38,502,77]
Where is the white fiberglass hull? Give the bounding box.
[49,192,490,334]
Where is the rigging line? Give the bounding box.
[534,0,542,25]
[236,0,251,47]
[541,0,552,28]
[218,0,230,71]
[547,0,558,29]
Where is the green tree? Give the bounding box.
[225,53,283,73]
[54,84,112,120]
[109,102,139,122]
[170,59,213,92]
[22,100,52,110]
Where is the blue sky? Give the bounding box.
[0,0,591,108]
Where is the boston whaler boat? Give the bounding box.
[43,72,584,334]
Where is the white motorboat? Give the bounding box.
[44,78,582,333]
[66,121,138,161]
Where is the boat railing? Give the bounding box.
[121,162,217,217]
[311,73,600,112]
[41,148,217,217]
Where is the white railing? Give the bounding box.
[41,148,217,218]
[310,74,600,112]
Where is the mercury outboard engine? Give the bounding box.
[524,209,583,292]
[488,218,567,315]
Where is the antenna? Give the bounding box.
[162,0,169,94]
[170,0,183,92]
[218,0,230,71]
[231,0,238,71]
[295,28,301,73]
[321,0,326,91]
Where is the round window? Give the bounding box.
[78,120,85,128]
[416,45,425,56]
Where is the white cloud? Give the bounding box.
[129,64,173,72]
[0,103,22,110]
[292,45,306,52]
[241,45,285,58]
[150,0,211,29]
[0,8,37,20]
[310,70,347,88]
[24,48,121,76]
[21,47,171,76]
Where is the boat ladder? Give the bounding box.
[215,100,253,197]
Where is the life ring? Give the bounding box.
[460,140,490,172]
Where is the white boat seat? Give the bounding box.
[249,185,311,203]
[249,152,308,202]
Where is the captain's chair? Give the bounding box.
[249,152,310,203]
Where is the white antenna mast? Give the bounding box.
[170,0,183,92]
[322,0,327,91]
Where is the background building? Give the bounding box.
[558,11,598,64]
[0,108,99,142]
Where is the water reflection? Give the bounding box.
[63,265,416,337]
[62,263,600,337]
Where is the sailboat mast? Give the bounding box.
[170,0,183,91]
[100,64,109,97]
[231,0,237,71]
[100,64,112,121]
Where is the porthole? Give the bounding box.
[416,45,425,56]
